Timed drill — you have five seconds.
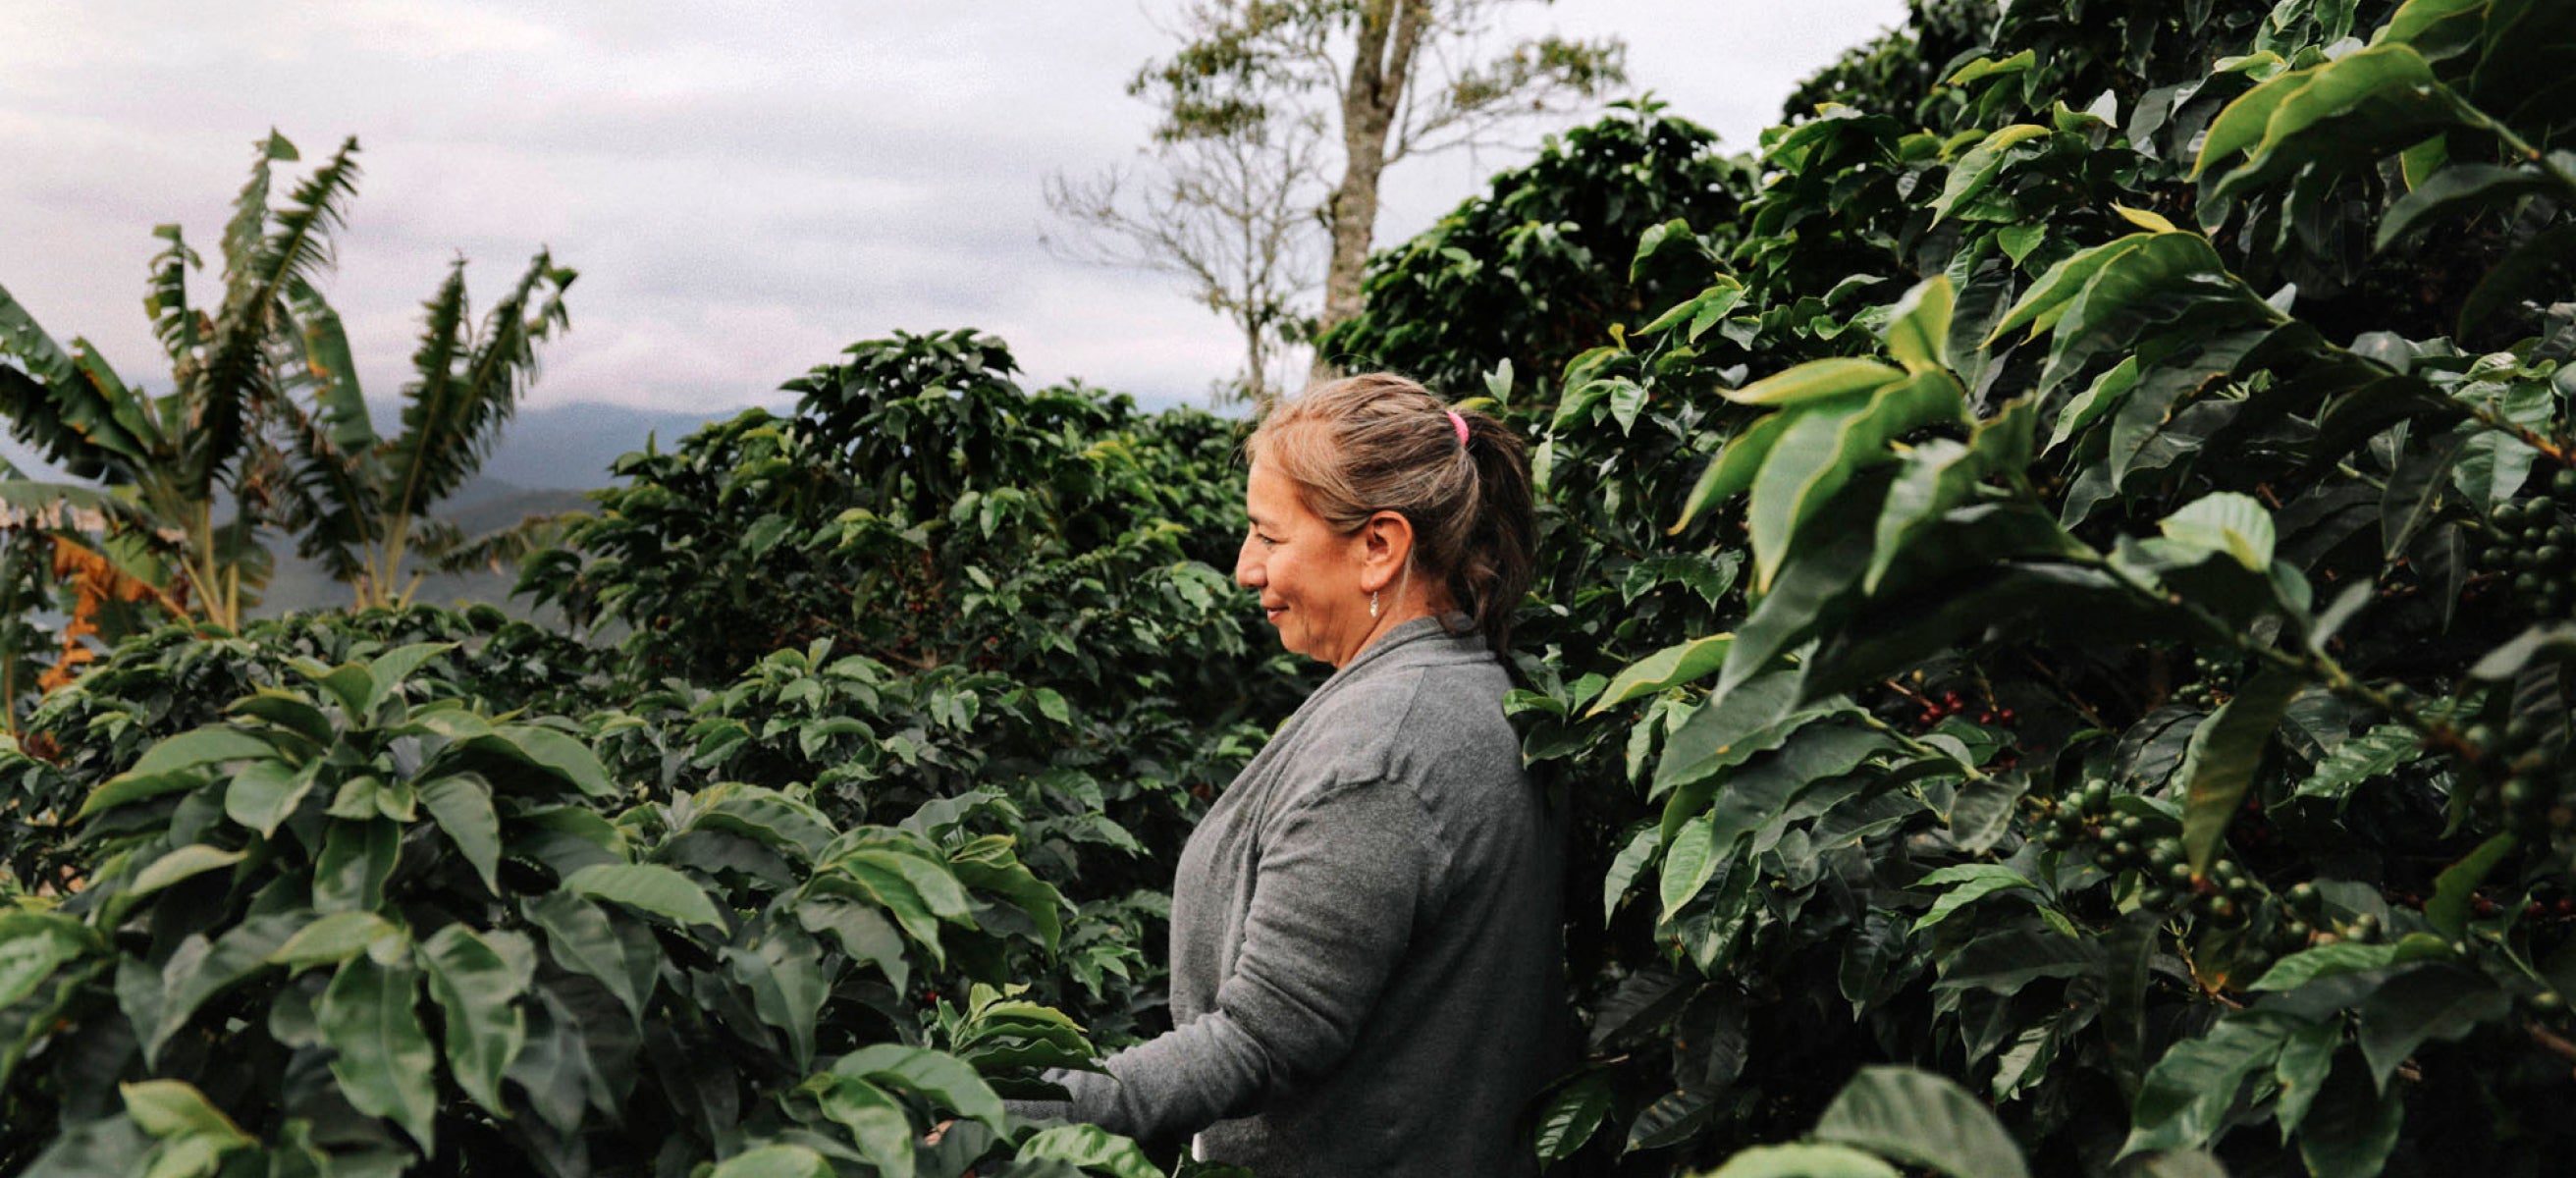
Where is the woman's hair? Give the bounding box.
[1247,372,1536,656]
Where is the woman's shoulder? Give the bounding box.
[1291,649,1522,796]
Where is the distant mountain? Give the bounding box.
[252,481,595,617]
[252,401,759,616]
[469,401,763,490]
[0,400,747,494]
[0,399,748,616]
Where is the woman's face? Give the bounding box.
[1236,459,1371,667]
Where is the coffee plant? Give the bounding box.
[0,645,1163,1178]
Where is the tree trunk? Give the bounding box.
[1241,305,1273,405]
[1311,0,1428,384]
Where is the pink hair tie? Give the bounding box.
[1446,408,1470,449]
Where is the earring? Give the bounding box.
[1369,589,1380,618]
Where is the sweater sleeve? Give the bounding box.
[1031,775,1435,1142]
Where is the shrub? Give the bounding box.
[0,645,1157,1177]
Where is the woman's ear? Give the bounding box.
[1355,510,1414,593]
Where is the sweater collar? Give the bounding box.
[1317,613,1484,688]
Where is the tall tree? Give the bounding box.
[1054,0,1626,398]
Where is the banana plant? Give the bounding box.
[271,247,576,610]
[0,131,360,630]
[0,130,575,637]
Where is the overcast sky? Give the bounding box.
[1,1,1910,414]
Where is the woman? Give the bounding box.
[1014,373,1564,1176]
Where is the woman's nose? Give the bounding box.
[1235,537,1263,588]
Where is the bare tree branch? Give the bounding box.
[1060,0,1628,393]
[1046,110,1328,403]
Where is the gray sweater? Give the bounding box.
[1020,616,1565,1176]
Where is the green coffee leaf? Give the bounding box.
[2122,1016,2297,1156]
[2426,832,2515,937]
[2376,164,2552,249]
[1588,635,1733,717]
[809,872,942,965]
[1659,814,1719,922]
[1985,234,2155,345]
[1910,866,2039,932]
[832,1044,1005,1137]
[523,892,653,1021]
[270,912,401,972]
[128,845,244,898]
[0,913,95,1011]
[2294,723,2425,801]
[1814,1066,2029,1178]
[809,1074,916,1176]
[228,689,335,750]
[2248,934,2449,991]
[120,1080,247,1144]
[1533,1070,1616,1164]
[1933,125,2051,224]
[1015,1124,1166,1178]
[319,954,438,1151]
[419,774,502,895]
[224,759,317,839]
[564,863,726,930]
[313,820,399,914]
[2179,668,2303,875]
[1944,49,2034,87]
[724,924,828,1071]
[419,925,529,1115]
[2159,492,2276,572]
[707,1145,832,1178]
[142,914,301,1066]
[123,727,276,780]
[1627,1087,1718,1152]
[1639,280,1746,342]
[1722,356,1904,408]
[1748,370,1964,592]
[2272,1020,2341,1137]
[291,660,375,718]
[472,724,616,798]
[1863,439,1981,593]
[2298,1062,2404,1178]
[948,853,1066,953]
[80,727,277,820]
[1703,1143,1903,1178]
[1673,409,1801,534]
[1602,827,1659,924]
[364,643,456,710]
[834,848,973,922]
[2358,964,2507,1089]
[1883,276,1957,373]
